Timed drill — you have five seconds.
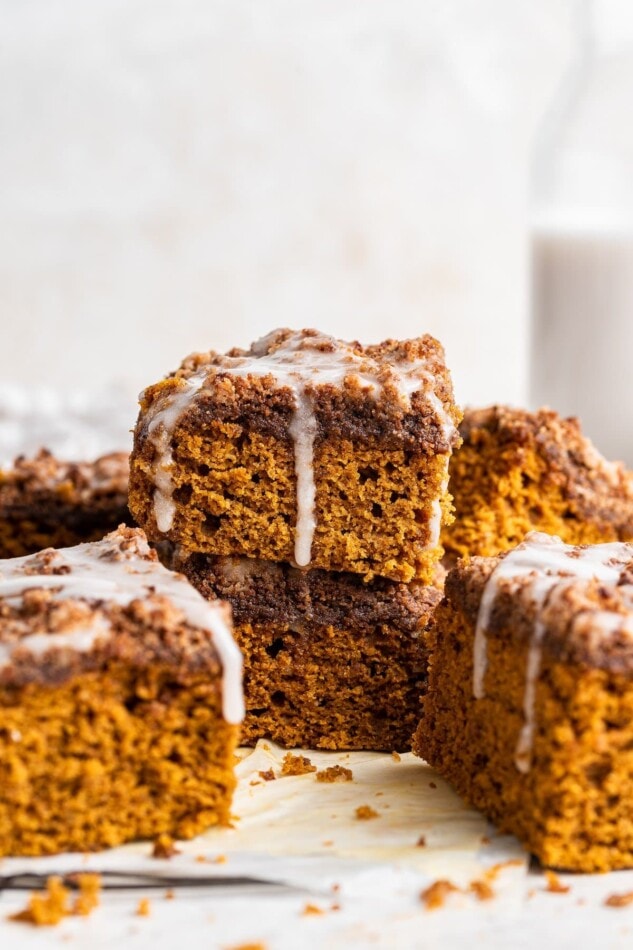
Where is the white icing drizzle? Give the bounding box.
[287,390,318,566]
[427,455,451,550]
[146,373,206,533]
[142,331,457,568]
[473,531,633,772]
[0,532,244,724]
[0,618,110,668]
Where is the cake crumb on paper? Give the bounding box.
[420,880,460,910]
[392,751,401,762]
[605,891,633,908]
[316,765,353,783]
[544,871,570,894]
[136,898,151,917]
[416,835,427,847]
[302,903,325,916]
[469,879,495,902]
[281,753,316,776]
[355,805,379,820]
[258,769,276,782]
[8,874,101,927]
[71,874,101,917]
[482,859,524,883]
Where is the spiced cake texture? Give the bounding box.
[129,329,461,583]
[175,551,442,751]
[0,526,243,856]
[0,449,131,558]
[442,406,633,560]
[414,531,633,872]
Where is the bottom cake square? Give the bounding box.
[175,553,441,752]
[414,531,633,872]
[0,527,243,856]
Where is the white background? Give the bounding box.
[0,1,576,407]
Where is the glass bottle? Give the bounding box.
[530,0,633,464]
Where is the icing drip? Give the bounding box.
[427,456,451,551]
[142,331,457,568]
[287,390,318,566]
[145,373,205,533]
[0,533,244,724]
[473,531,633,771]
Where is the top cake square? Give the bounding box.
[129,329,461,582]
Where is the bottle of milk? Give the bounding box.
[530,0,633,465]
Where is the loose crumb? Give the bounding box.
[416,835,427,847]
[9,877,69,926]
[226,944,267,950]
[302,903,325,916]
[136,898,151,917]
[8,874,101,927]
[355,805,379,820]
[392,751,401,762]
[165,889,175,900]
[605,892,633,908]
[214,854,228,864]
[316,765,353,783]
[480,835,491,845]
[469,879,495,902]
[322,840,334,847]
[152,834,180,859]
[281,753,316,776]
[249,780,262,787]
[258,769,276,782]
[420,880,460,910]
[331,902,341,912]
[544,871,570,895]
[71,874,102,917]
[429,782,437,789]
[482,859,524,883]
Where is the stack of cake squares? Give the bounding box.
[129,328,461,751]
